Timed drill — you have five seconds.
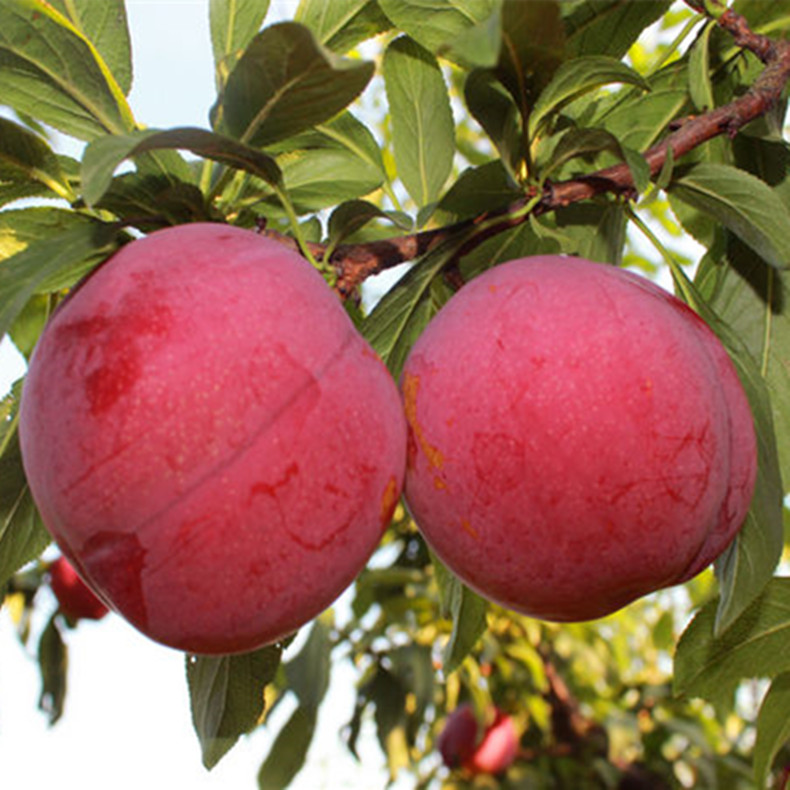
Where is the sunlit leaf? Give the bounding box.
[669,162,790,270]
[47,0,132,95]
[187,642,284,770]
[377,0,500,64]
[433,557,488,674]
[0,384,51,596]
[209,0,270,85]
[382,36,454,209]
[528,56,650,138]
[0,219,121,340]
[257,705,317,790]
[81,127,282,207]
[216,22,374,147]
[295,0,391,53]
[562,0,672,59]
[284,617,332,710]
[0,0,134,140]
[0,117,72,201]
[674,578,790,708]
[37,615,67,725]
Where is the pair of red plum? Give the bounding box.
[19,223,757,654]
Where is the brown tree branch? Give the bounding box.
[259,2,790,300]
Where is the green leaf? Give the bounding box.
[443,5,502,69]
[0,206,96,261]
[382,36,454,209]
[464,68,523,172]
[275,148,383,214]
[495,0,566,116]
[0,0,134,140]
[437,160,521,221]
[81,127,282,207]
[295,0,392,53]
[9,294,48,360]
[554,201,627,264]
[668,263,783,632]
[695,137,790,487]
[377,0,500,62]
[369,667,410,781]
[674,578,790,708]
[563,0,672,59]
[257,705,317,790]
[0,219,120,340]
[187,642,284,770]
[274,112,387,180]
[215,22,374,147]
[689,20,715,113]
[209,0,270,86]
[754,672,790,788]
[95,172,217,231]
[37,614,68,726]
[284,617,332,711]
[0,118,73,201]
[528,56,650,139]
[711,351,784,633]
[47,0,132,95]
[596,59,691,152]
[388,644,435,731]
[540,127,651,191]
[460,220,561,281]
[0,386,51,596]
[433,557,488,674]
[668,162,790,270]
[328,201,410,247]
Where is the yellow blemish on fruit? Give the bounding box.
[380,476,400,525]
[461,519,479,540]
[434,476,447,490]
[402,372,444,469]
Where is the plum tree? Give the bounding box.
[402,255,757,622]
[18,223,406,654]
[48,555,109,622]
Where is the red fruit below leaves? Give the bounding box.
[49,556,109,622]
[438,704,478,768]
[438,704,518,776]
[465,710,518,775]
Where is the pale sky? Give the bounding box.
[0,3,410,789]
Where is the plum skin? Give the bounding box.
[19,223,406,654]
[402,255,757,622]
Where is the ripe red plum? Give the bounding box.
[20,223,406,654]
[402,256,756,621]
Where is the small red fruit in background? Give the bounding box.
[438,704,479,768]
[466,710,519,775]
[49,555,109,622]
[403,256,757,622]
[438,704,518,775]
